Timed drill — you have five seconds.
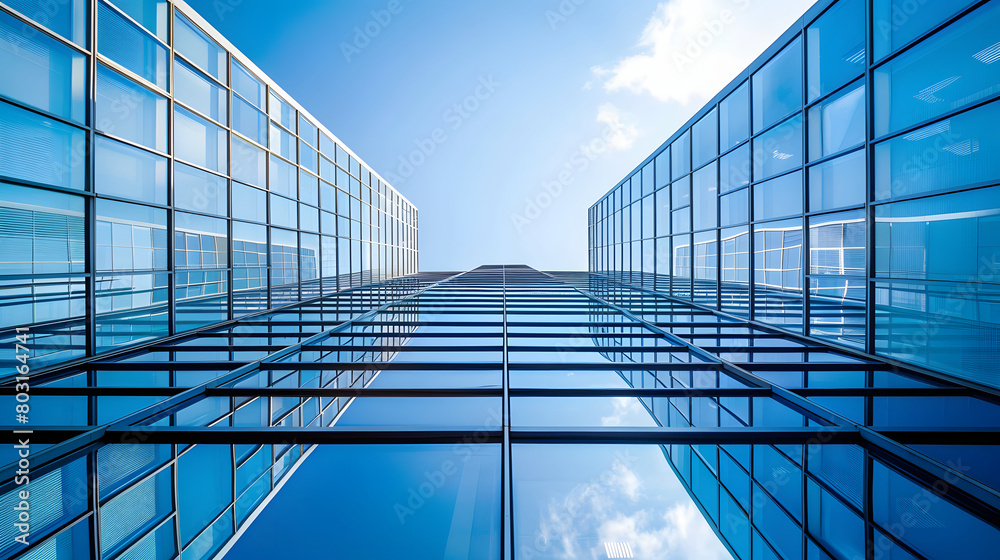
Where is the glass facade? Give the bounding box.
[589,0,1000,390]
[0,0,419,376]
[3,266,999,559]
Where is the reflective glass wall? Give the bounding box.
[0,0,419,375]
[588,0,1000,389]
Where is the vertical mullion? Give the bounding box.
[87,0,101,554]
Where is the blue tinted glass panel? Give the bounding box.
[4,0,87,45]
[0,10,86,122]
[809,149,865,211]
[693,163,717,230]
[174,58,226,125]
[0,100,86,190]
[231,183,265,223]
[269,194,296,229]
[298,115,318,146]
[95,272,168,349]
[874,2,1000,136]
[174,163,227,217]
[232,135,265,188]
[268,92,295,130]
[177,445,232,545]
[269,154,297,198]
[693,108,718,168]
[106,0,168,41]
[806,0,865,101]
[96,64,167,152]
[720,188,748,227]
[873,0,974,60]
[231,60,264,110]
[875,185,1000,283]
[299,170,319,205]
[808,81,864,161]
[269,123,295,161]
[97,1,168,90]
[0,184,85,275]
[753,37,802,132]
[173,12,226,82]
[233,95,267,146]
[720,143,750,194]
[300,141,318,173]
[720,81,749,151]
[100,466,172,556]
[754,171,802,220]
[96,199,167,272]
[175,106,227,173]
[754,114,802,180]
[672,176,690,209]
[95,136,167,204]
[672,130,690,180]
[874,98,1000,200]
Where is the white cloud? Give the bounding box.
[595,103,638,151]
[595,0,817,105]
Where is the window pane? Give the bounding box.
[268,92,295,130]
[175,212,228,330]
[97,1,168,90]
[754,170,802,221]
[0,100,86,190]
[231,183,265,223]
[269,194,297,229]
[177,445,232,545]
[233,95,267,146]
[655,149,670,190]
[808,81,865,161]
[754,218,804,330]
[96,65,167,152]
[753,114,802,180]
[693,108,718,168]
[0,10,86,123]
[3,0,87,45]
[174,163,227,217]
[232,60,264,110]
[874,99,1000,200]
[720,143,750,194]
[753,37,802,132]
[299,170,319,206]
[809,149,866,211]
[875,185,1000,283]
[232,135,266,188]
[95,135,167,204]
[721,225,751,316]
[174,58,226,125]
[298,114,318,146]
[809,210,866,347]
[300,141,318,173]
[720,188,748,227]
[269,154,297,197]
[270,227,298,286]
[672,176,690,209]
[693,162,717,230]
[872,0,973,60]
[806,0,865,101]
[0,184,84,275]
[96,199,167,272]
[269,123,295,161]
[175,106,227,173]
[720,81,749,151]
[671,130,690,180]
[106,0,168,41]
[874,2,1000,136]
[174,12,226,82]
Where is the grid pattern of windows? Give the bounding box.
[3,266,999,559]
[589,0,1000,389]
[0,0,418,375]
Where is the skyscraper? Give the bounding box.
[2,0,1000,559]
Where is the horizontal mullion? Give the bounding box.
[260,362,501,371]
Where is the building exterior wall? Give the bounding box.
[588,0,1000,389]
[0,0,419,376]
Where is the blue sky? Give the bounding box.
[182,0,816,271]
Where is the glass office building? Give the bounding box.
[0,0,419,376]
[588,0,1000,391]
[3,0,1000,559]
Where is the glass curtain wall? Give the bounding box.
[588,0,1000,389]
